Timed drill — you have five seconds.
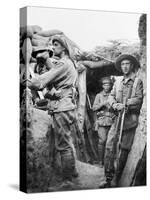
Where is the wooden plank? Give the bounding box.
[119,106,146,187]
[77,69,87,132]
[84,108,98,160]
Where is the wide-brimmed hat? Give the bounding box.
[32,46,53,58]
[51,34,79,59]
[115,54,140,72]
[51,35,68,49]
[100,77,113,85]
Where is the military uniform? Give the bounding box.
[93,77,114,166]
[102,55,143,187]
[29,55,78,181]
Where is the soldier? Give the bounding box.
[99,54,143,188]
[92,77,114,167]
[28,34,79,187]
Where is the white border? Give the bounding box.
[0,0,149,200]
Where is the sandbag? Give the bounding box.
[80,60,114,69]
[37,29,63,37]
[20,25,42,40]
[31,34,50,46]
[32,34,49,40]
[20,62,36,84]
[31,25,42,34]
[31,38,49,47]
[22,38,32,63]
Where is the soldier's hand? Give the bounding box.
[26,77,41,90]
[77,62,86,73]
[116,103,125,111]
[126,99,133,106]
[54,90,62,98]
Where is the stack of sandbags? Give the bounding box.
[83,51,103,61]
[20,25,42,38]
[31,34,50,47]
[31,29,63,48]
[75,51,105,62]
[20,25,42,64]
[20,25,42,48]
[20,25,64,63]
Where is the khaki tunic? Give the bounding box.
[109,73,143,130]
[29,57,78,112]
[93,90,115,128]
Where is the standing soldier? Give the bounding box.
[28,34,79,187]
[92,77,114,167]
[99,54,143,188]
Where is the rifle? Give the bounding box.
[86,93,92,110]
[116,99,127,167]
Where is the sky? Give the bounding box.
[27,6,141,51]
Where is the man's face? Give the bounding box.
[121,59,133,75]
[102,83,111,93]
[52,41,65,56]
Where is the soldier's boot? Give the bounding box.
[72,167,79,178]
[99,166,114,188]
[99,180,111,188]
[110,173,119,187]
[99,175,112,188]
[98,144,105,168]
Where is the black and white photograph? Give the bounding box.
[19,6,146,193]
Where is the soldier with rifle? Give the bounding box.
[99,54,143,188]
[92,77,115,167]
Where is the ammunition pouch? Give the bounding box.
[97,111,115,119]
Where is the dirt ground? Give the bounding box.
[48,161,105,192]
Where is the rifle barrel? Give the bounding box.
[118,109,126,145]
